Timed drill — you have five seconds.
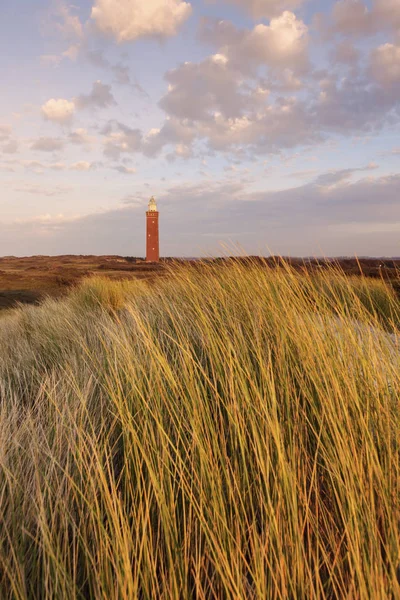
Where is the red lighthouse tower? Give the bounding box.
[146,196,160,262]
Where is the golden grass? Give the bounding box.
[0,259,399,599]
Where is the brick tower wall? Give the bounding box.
[146,211,160,262]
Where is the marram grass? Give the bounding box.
[0,259,399,599]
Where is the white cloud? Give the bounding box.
[40,45,80,69]
[91,0,192,42]
[49,162,67,170]
[70,161,94,171]
[41,98,76,123]
[113,165,137,174]
[370,43,400,85]
[155,12,312,156]
[63,44,80,61]
[54,2,84,40]
[201,12,309,72]
[233,12,308,69]
[220,0,306,19]
[166,143,193,161]
[40,83,115,130]
[175,143,193,158]
[69,128,96,146]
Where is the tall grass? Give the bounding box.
[0,259,399,599]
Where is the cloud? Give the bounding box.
[160,54,254,121]
[0,125,12,141]
[7,159,96,172]
[40,83,116,129]
[40,44,81,68]
[271,68,303,90]
[63,44,80,61]
[0,125,18,154]
[112,64,134,86]
[52,1,83,40]
[331,0,373,36]
[113,165,137,174]
[2,140,19,154]
[102,23,399,160]
[317,0,400,38]
[370,43,400,86]
[49,162,67,170]
[331,40,360,65]
[102,121,143,159]
[203,12,309,72]
[156,13,309,155]
[313,163,378,189]
[374,0,400,29]
[41,98,76,123]
[289,169,319,180]
[236,12,308,70]
[13,183,72,197]
[2,170,399,257]
[99,117,198,159]
[166,143,193,161]
[91,0,192,42]
[102,42,399,159]
[85,50,147,93]
[69,128,96,146]
[70,161,94,171]
[156,38,314,155]
[31,137,64,152]
[17,160,46,171]
[216,0,307,19]
[75,80,116,109]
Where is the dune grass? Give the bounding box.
[0,259,399,599]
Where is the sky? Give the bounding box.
[0,0,399,257]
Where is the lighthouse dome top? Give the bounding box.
[148,196,157,212]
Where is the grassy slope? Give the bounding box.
[0,261,399,599]
[0,255,165,310]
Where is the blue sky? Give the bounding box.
[0,0,399,257]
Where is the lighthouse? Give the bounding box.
[146,196,160,262]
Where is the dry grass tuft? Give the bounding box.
[0,259,399,599]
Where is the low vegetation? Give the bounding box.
[0,259,399,599]
[0,255,165,310]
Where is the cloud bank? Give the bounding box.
[91,0,192,41]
